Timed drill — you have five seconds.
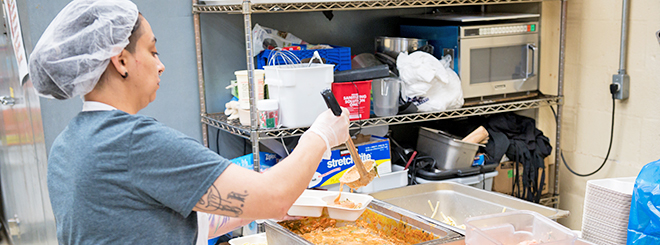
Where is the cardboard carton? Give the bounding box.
[308,136,391,188]
[493,161,550,196]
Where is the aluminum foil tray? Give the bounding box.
[265,199,463,245]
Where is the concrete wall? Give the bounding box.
[553,0,660,230]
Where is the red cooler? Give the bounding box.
[331,80,372,121]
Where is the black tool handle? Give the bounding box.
[321,89,342,116]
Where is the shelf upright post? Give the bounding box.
[242,0,261,171]
[192,0,209,147]
[553,0,568,208]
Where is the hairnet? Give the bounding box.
[29,0,139,100]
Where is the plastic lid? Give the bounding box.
[257,99,279,111]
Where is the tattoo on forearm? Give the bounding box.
[196,184,248,217]
[228,191,247,202]
[209,215,230,233]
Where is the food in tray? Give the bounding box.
[289,190,372,221]
[279,210,438,245]
[330,184,362,209]
[331,159,378,208]
[439,212,466,230]
[302,225,402,245]
[427,199,466,229]
[328,197,362,209]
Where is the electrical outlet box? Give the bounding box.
[612,74,629,100]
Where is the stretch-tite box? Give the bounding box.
[308,136,391,188]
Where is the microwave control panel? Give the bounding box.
[463,22,538,37]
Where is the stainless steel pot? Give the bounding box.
[375,36,428,58]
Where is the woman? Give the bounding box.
[28,0,350,244]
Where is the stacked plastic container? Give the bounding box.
[287,189,373,221]
[580,177,635,245]
[465,210,577,245]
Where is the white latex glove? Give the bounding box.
[224,101,239,120]
[306,108,350,159]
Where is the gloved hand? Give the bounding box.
[306,108,350,159]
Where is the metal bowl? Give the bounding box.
[375,36,428,59]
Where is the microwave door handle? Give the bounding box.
[526,43,537,78]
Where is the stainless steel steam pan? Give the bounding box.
[370,182,570,235]
[264,199,463,245]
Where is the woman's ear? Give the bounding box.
[110,49,129,78]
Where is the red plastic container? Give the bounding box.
[332,80,372,121]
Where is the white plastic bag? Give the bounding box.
[252,24,306,57]
[397,52,464,112]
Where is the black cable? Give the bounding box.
[408,158,416,185]
[550,98,616,177]
[409,156,435,185]
[243,139,248,155]
[216,127,221,155]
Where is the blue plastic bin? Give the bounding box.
[257,45,351,71]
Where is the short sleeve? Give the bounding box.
[128,118,230,218]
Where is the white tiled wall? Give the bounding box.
[539,0,660,230]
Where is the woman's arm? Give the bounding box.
[193,109,350,220]
[193,131,326,219]
[207,215,253,239]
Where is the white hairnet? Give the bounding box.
[29,0,139,100]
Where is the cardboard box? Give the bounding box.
[230,152,280,172]
[308,136,391,188]
[492,161,549,195]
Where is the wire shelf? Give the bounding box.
[194,0,544,14]
[539,194,559,207]
[202,94,562,139]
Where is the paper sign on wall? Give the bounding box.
[3,0,29,84]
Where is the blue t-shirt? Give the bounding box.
[47,110,230,244]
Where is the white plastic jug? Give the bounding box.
[235,69,265,109]
[372,77,401,117]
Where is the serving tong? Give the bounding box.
[320,89,377,190]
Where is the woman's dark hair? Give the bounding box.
[124,13,143,53]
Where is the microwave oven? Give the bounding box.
[401,21,539,99]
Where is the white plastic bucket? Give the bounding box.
[264,63,334,128]
[235,69,265,109]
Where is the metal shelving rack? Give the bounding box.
[202,95,562,139]
[192,0,566,207]
[194,0,543,13]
